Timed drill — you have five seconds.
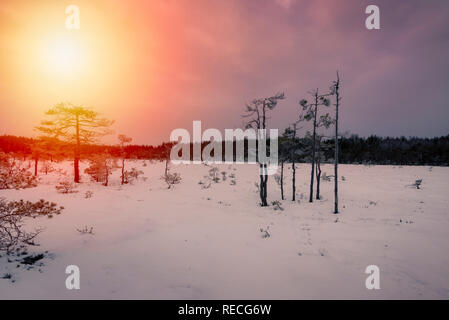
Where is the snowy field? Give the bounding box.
[1,161,449,299]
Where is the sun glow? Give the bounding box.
[0,0,155,139]
[40,34,87,77]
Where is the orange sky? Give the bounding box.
[1,0,449,144]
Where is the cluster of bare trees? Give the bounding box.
[243,73,342,213]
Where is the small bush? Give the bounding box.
[271,200,284,211]
[321,172,332,182]
[55,180,78,194]
[0,198,64,253]
[0,152,37,190]
[413,179,422,189]
[260,226,270,239]
[124,168,144,184]
[221,171,227,181]
[76,226,94,235]
[162,172,181,189]
[40,161,54,175]
[209,167,220,183]
[84,154,118,186]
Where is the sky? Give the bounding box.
[0,0,448,144]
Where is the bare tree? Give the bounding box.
[299,90,331,202]
[36,103,113,183]
[283,123,301,201]
[242,93,285,206]
[315,135,330,200]
[277,130,291,200]
[159,142,181,189]
[314,114,334,200]
[118,134,133,185]
[30,138,54,176]
[331,72,341,214]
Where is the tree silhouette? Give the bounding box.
[299,90,331,203]
[118,134,133,185]
[277,130,292,201]
[36,103,113,183]
[242,93,285,207]
[283,123,301,201]
[331,72,341,214]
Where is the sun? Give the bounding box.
[40,33,87,77]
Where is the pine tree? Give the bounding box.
[118,134,133,185]
[299,90,331,202]
[242,93,285,206]
[36,103,113,183]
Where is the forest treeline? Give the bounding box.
[1,133,448,166]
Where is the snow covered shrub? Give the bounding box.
[199,179,211,189]
[124,168,144,184]
[221,171,227,181]
[0,198,64,253]
[209,167,220,183]
[84,190,93,198]
[55,180,78,194]
[76,226,94,235]
[84,154,118,186]
[0,152,37,190]
[271,200,284,211]
[413,179,422,189]
[230,179,236,186]
[162,172,181,189]
[321,172,331,182]
[39,161,54,175]
[259,226,271,238]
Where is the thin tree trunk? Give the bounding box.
[260,164,268,206]
[74,114,80,183]
[121,158,125,185]
[263,173,268,205]
[316,139,321,200]
[259,167,265,206]
[334,73,340,214]
[309,97,318,203]
[105,167,109,186]
[292,161,296,201]
[280,162,284,200]
[34,158,38,176]
[316,155,321,200]
[292,122,297,202]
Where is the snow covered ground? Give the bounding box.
[1,161,449,299]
